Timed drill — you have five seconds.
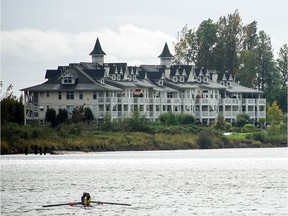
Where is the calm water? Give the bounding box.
[1,148,287,216]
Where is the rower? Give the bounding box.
[81,192,92,206]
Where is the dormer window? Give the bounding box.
[133,75,137,81]
[59,69,77,85]
[227,81,231,86]
[220,81,224,85]
[159,80,163,86]
[112,74,116,80]
[63,77,73,84]
[197,77,201,82]
[180,76,185,82]
[173,76,178,82]
[203,77,208,82]
[100,78,105,84]
[117,74,121,80]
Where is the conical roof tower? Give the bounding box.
[158,42,173,67]
[90,38,106,64]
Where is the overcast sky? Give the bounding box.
[1,0,287,97]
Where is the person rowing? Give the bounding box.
[81,192,92,206]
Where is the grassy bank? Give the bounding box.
[1,122,286,154]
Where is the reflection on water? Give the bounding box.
[1,148,288,215]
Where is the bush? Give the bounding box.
[197,128,223,149]
[243,124,256,133]
[252,131,267,142]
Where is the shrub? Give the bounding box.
[197,128,223,149]
[243,124,256,133]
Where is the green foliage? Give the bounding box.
[159,112,179,125]
[56,108,68,125]
[242,124,256,133]
[158,112,195,126]
[197,128,224,149]
[71,106,84,123]
[99,113,113,131]
[45,108,57,127]
[214,115,226,131]
[84,107,94,123]
[1,84,24,125]
[235,113,250,128]
[267,101,283,124]
[177,114,196,125]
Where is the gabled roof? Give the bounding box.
[158,43,173,58]
[226,82,264,93]
[89,38,106,55]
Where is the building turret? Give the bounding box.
[158,42,173,67]
[90,38,106,65]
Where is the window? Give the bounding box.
[79,92,83,100]
[63,77,73,84]
[58,92,62,100]
[39,106,44,111]
[40,92,44,97]
[47,92,50,97]
[173,76,178,82]
[180,76,184,82]
[93,91,97,99]
[66,92,74,100]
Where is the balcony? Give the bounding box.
[219,98,239,105]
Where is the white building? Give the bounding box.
[21,38,266,125]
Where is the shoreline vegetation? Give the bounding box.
[1,118,287,155]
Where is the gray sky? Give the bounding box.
[1,0,287,96]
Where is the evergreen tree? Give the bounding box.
[276,44,288,87]
[214,10,243,74]
[195,19,218,69]
[45,108,57,127]
[56,108,68,125]
[1,84,24,125]
[254,31,276,93]
[84,107,94,123]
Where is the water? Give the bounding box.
[1,148,287,216]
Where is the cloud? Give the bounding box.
[2,24,175,65]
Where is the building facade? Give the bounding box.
[21,38,266,125]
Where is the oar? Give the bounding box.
[42,202,82,207]
[91,201,131,206]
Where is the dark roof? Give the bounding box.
[45,70,61,79]
[158,43,173,58]
[89,38,106,55]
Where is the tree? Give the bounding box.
[215,115,226,131]
[235,113,250,128]
[1,84,24,125]
[84,107,94,123]
[254,31,276,93]
[173,25,197,65]
[214,10,244,74]
[267,101,283,124]
[71,106,84,123]
[236,50,257,87]
[235,21,258,86]
[195,19,218,69]
[56,108,68,125]
[276,44,288,87]
[45,108,57,127]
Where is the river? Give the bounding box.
[1,148,287,215]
